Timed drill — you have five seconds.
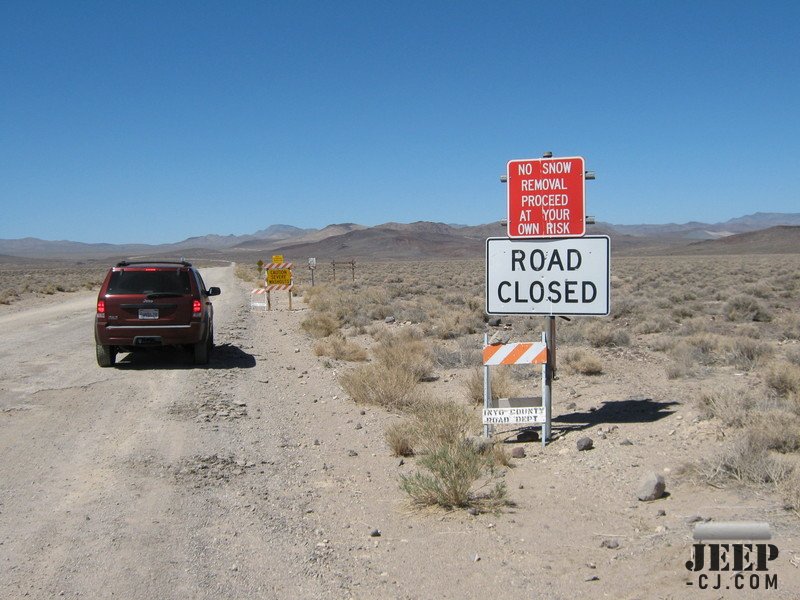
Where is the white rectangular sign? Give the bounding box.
[486,236,610,316]
[483,406,546,425]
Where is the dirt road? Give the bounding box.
[1,265,799,599]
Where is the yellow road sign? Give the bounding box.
[267,269,292,285]
[272,254,284,264]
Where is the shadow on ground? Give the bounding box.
[114,343,256,370]
[552,398,679,435]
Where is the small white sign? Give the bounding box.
[483,406,546,425]
[486,236,610,316]
[308,257,316,268]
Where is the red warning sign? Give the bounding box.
[507,157,586,238]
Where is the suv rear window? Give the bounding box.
[107,270,192,295]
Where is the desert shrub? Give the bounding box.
[671,304,696,320]
[313,334,368,362]
[696,386,752,427]
[561,350,603,375]
[409,400,479,456]
[611,297,641,320]
[372,329,434,381]
[399,443,506,509]
[486,443,511,468]
[234,263,259,283]
[465,366,520,404]
[648,336,675,352]
[780,471,800,514]
[634,318,674,334]
[340,364,421,412]
[434,336,482,368]
[385,420,416,457]
[301,313,341,338]
[427,308,484,340]
[749,411,800,453]
[724,295,772,322]
[556,320,588,344]
[665,336,720,378]
[786,346,800,366]
[697,434,793,486]
[765,362,800,398]
[393,304,429,324]
[724,337,773,370]
[585,323,630,348]
[666,361,695,380]
[673,335,720,366]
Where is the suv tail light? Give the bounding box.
[97,300,105,315]
[192,299,202,314]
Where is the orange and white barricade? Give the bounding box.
[482,332,551,447]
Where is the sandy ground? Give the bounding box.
[1,264,799,599]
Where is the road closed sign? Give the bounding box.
[485,236,610,316]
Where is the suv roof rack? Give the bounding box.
[116,260,192,267]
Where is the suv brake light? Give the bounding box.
[192,299,202,314]
[97,300,105,314]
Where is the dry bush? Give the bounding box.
[561,349,603,375]
[724,295,772,322]
[409,400,479,456]
[696,386,751,427]
[610,297,642,320]
[465,366,520,404]
[786,346,800,366]
[634,317,675,334]
[300,313,340,338]
[765,362,800,398]
[670,335,720,366]
[340,364,422,412]
[372,328,434,381]
[780,470,800,514]
[724,337,773,370]
[313,334,368,362]
[385,420,416,457]
[399,444,506,509]
[585,323,630,348]
[426,308,484,340]
[648,336,675,352]
[749,411,800,453]
[434,335,482,368]
[488,443,512,468]
[695,433,793,487]
[666,360,695,380]
[234,263,261,284]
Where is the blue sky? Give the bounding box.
[2,1,798,244]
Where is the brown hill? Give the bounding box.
[261,227,483,261]
[663,226,800,255]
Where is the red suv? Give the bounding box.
[94,261,220,367]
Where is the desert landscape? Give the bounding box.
[1,218,800,598]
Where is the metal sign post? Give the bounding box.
[308,257,316,287]
[485,151,601,447]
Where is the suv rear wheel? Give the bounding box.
[96,343,116,367]
[193,327,212,365]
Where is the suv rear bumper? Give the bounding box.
[96,322,207,347]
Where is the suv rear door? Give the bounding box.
[103,267,196,326]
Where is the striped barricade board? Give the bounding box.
[483,341,547,366]
[250,288,267,308]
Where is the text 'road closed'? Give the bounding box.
[485,236,610,316]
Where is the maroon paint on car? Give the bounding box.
[94,261,220,367]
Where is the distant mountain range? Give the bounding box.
[1,212,799,261]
